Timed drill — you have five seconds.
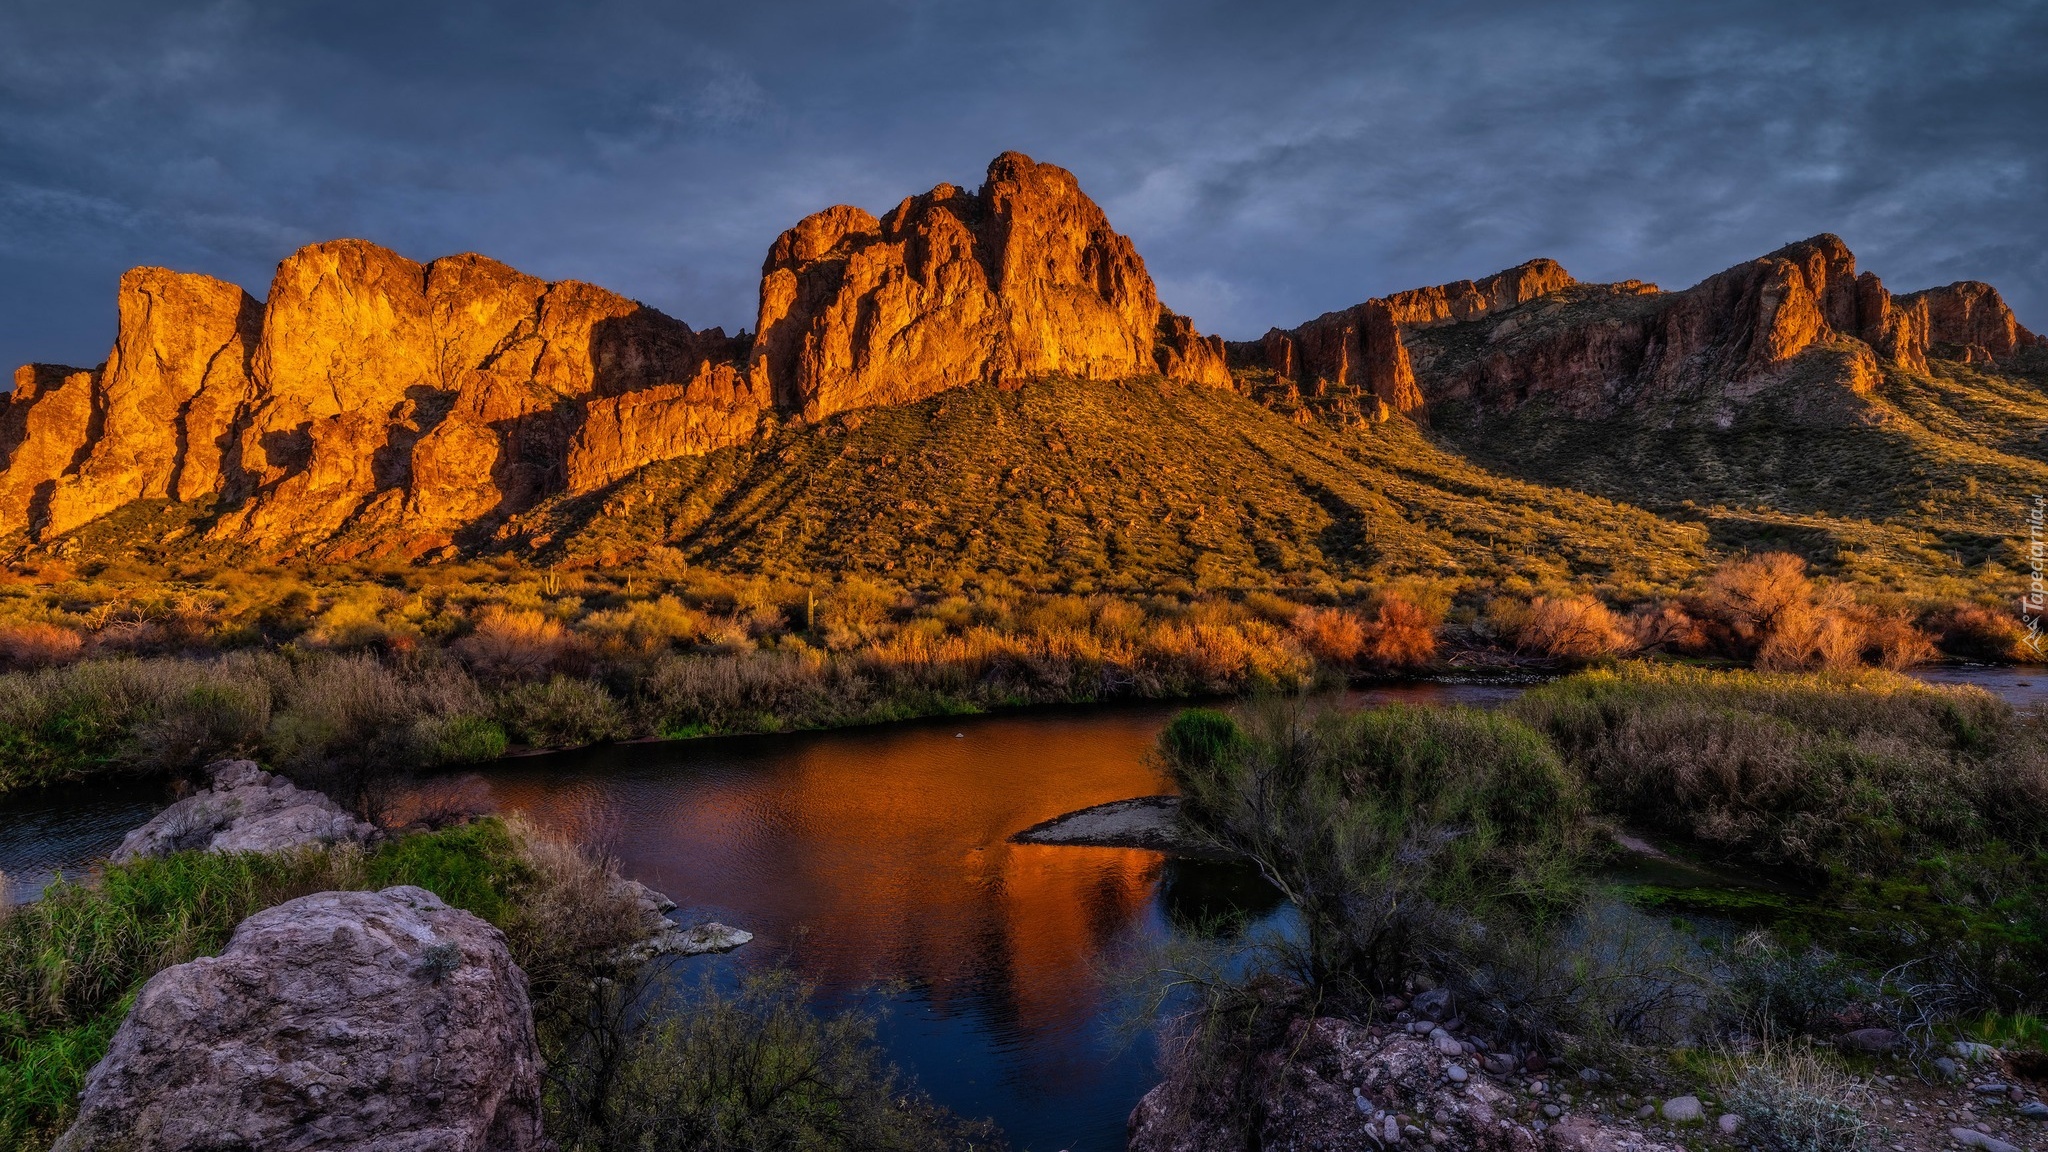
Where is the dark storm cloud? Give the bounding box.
[3,0,2044,371]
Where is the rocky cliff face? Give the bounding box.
[1391,235,2040,421]
[3,159,2038,555]
[749,151,1178,420]
[1234,259,1578,418]
[0,152,1231,552]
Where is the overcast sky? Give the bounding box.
[4,0,2043,371]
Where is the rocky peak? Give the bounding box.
[1237,258,1578,417]
[750,150,1175,421]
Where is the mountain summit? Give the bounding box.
[0,153,2038,566]
[0,153,1225,554]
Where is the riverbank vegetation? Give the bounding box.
[1147,666,2047,1146]
[0,818,996,1151]
[0,547,2031,800]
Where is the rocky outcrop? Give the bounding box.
[0,271,261,540]
[563,359,762,493]
[1906,280,2040,363]
[5,174,2037,554]
[748,152,1173,421]
[1236,259,1577,417]
[1415,235,2042,420]
[0,364,98,533]
[110,759,377,862]
[3,151,1237,549]
[1128,1018,1680,1152]
[54,885,546,1152]
[210,241,761,549]
[609,877,754,963]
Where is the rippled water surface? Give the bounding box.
[0,669,2034,1149]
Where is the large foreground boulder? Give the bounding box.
[55,885,545,1152]
[1130,1018,1680,1152]
[111,759,377,861]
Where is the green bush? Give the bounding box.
[367,819,530,926]
[496,675,628,749]
[1161,700,1590,998]
[1511,665,2039,874]
[412,713,510,765]
[547,969,1004,1152]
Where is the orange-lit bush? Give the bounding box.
[1926,603,2038,663]
[1356,595,1440,671]
[1702,554,1936,671]
[452,607,591,680]
[1290,606,1365,665]
[0,622,83,669]
[1492,595,1629,661]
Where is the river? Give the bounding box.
[0,667,2039,1150]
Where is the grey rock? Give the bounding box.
[54,886,544,1152]
[1543,1104,1562,1118]
[1660,1095,1704,1123]
[1445,1064,1467,1083]
[1936,1057,1963,1079]
[2017,1101,2047,1119]
[1718,1114,1742,1135]
[1128,1020,1683,1152]
[1837,1027,1901,1052]
[1974,1082,2010,1094]
[1950,1041,2000,1063]
[1411,987,1452,1019]
[111,759,376,862]
[1949,1128,2020,1152]
[617,919,754,963]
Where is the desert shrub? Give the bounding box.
[578,595,707,657]
[1162,700,1590,999]
[1856,611,1937,671]
[1718,937,1884,1038]
[0,622,82,669]
[1621,600,1709,655]
[1701,554,1934,670]
[1447,896,1717,1045]
[1490,594,1629,660]
[1926,602,2038,663]
[546,968,1003,1152]
[454,607,591,680]
[642,650,840,735]
[1141,620,1311,695]
[0,656,283,791]
[410,713,510,765]
[1356,594,1440,671]
[306,593,407,650]
[1289,606,1365,665]
[1511,665,2034,873]
[1705,553,1818,640]
[496,675,628,749]
[1720,1043,1876,1152]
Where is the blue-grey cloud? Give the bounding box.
[2,0,2043,371]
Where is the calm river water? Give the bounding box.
[1,667,2040,1150]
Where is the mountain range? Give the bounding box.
[4,151,2041,596]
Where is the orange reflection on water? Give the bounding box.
[473,706,1182,1039]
